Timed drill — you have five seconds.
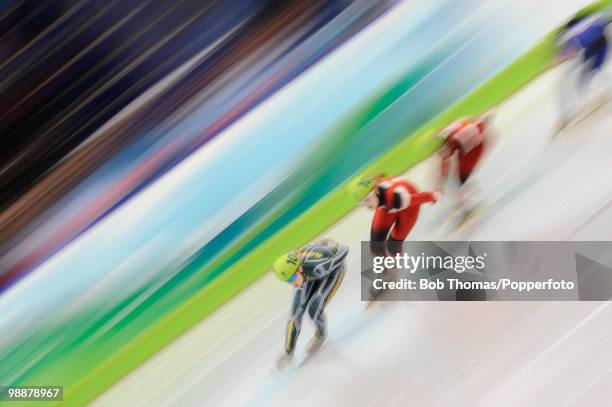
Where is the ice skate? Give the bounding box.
[306,332,328,354]
[276,352,293,370]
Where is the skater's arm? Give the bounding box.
[284,318,299,355]
[409,191,437,206]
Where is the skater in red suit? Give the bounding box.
[435,113,494,212]
[349,174,438,304]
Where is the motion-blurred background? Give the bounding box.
[0,0,609,405]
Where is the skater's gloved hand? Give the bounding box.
[435,186,444,197]
[431,188,444,203]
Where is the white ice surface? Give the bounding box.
[93,60,612,407]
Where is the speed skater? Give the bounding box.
[272,238,348,368]
[557,9,612,128]
[348,175,437,304]
[435,113,494,213]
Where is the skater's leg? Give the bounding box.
[386,237,403,257]
[389,207,419,243]
[367,211,396,304]
[558,58,581,129]
[457,178,482,214]
[581,39,607,86]
[370,209,395,257]
[584,39,611,103]
[284,280,317,355]
[307,265,346,340]
[370,212,418,300]
[457,144,484,212]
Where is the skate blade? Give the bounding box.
[364,299,376,311]
[364,290,384,311]
[275,356,293,372]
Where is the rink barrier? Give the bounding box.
[63,1,612,404]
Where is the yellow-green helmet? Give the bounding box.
[348,175,376,202]
[272,252,301,282]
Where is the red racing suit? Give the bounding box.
[370,177,436,243]
[440,118,487,184]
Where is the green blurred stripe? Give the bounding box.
[10,43,454,394]
[49,1,612,403]
[70,33,551,407]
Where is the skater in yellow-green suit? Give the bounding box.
[272,238,348,369]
